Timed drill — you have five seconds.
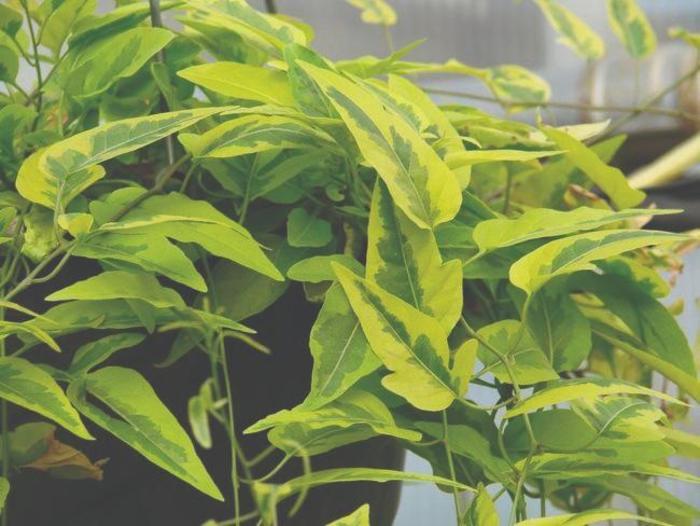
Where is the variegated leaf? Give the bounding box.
[68,367,223,500]
[366,181,462,332]
[299,61,462,229]
[0,357,91,439]
[333,263,457,411]
[606,0,657,58]
[535,0,605,59]
[17,109,220,210]
[179,114,338,158]
[509,229,685,295]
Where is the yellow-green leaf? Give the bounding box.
[669,27,700,49]
[517,509,670,526]
[465,485,499,526]
[542,126,645,209]
[366,181,462,331]
[327,504,370,526]
[535,0,605,59]
[472,320,558,385]
[346,0,396,26]
[40,0,95,56]
[509,229,684,295]
[299,61,461,229]
[46,270,185,309]
[17,109,220,210]
[446,149,561,169]
[473,207,677,253]
[606,0,657,58]
[304,282,380,408]
[0,357,91,439]
[178,62,295,106]
[55,27,174,98]
[69,367,223,500]
[333,263,457,411]
[505,377,679,418]
[179,114,338,158]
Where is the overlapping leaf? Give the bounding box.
[333,264,457,411]
[299,61,461,229]
[366,181,462,331]
[68,367,223,500]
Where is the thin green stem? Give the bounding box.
[19,0,43,117]
[424,87,699,122]
[219,333,241,526]
[602,61,700,138]
[442,410,462,524]
[0,303,7,526]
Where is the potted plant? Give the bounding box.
[0,0,699,525]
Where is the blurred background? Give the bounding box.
[245,1,700,524]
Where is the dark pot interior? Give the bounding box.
[6,258,404,526]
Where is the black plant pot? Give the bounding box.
[7,263,404,526]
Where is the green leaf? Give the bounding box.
[74,231,207,292]
[246,388,421,455]
[187,0,307,56]
[55,27,174,98]
[662,427,700,459]
[505,377,679,418]
[179,114,338,158]
[0,477,8,514]
[473,207,676,253]
[256,467,473,504]
[17,109,220,210]
[305,283,380,408]
[472,320,558,385]
[516,509,669,526]
[69,333,146,374]
[299,61,461,229]
[333,264,457,411]
[0,5,22,38]
[509,229,684,295]
[535,0,605,59]
[446,149,561,168]
[606,0,657,58]
[0,44,18,82]
[526,284,591,371]
[46,270,185,309]
[68,367,223,500]
[346,0,396,25]
[464,485,499,526]
[0,357,90,439]
[208,235,293,321]
[542,126,645,209]
[287,207,333,248]
[92,189,283,280]
[326,504,370,526]
[188,380,215,450]
[586,475,700,519]
[572,272,695,375]
[669,27,700,49]
[366,181,462,331]
[21,205,59,262]
[178,62,295,106]
[592,323,700,403]
[39,0,95,56]
[287,254,364,283]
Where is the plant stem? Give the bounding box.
[19,0,43,117]
[0,302,7,526]
[442,410,462,524]
[425,88,699,122]
[219,333,241,526]
[148,0,175,164]
[602,61,700,138]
